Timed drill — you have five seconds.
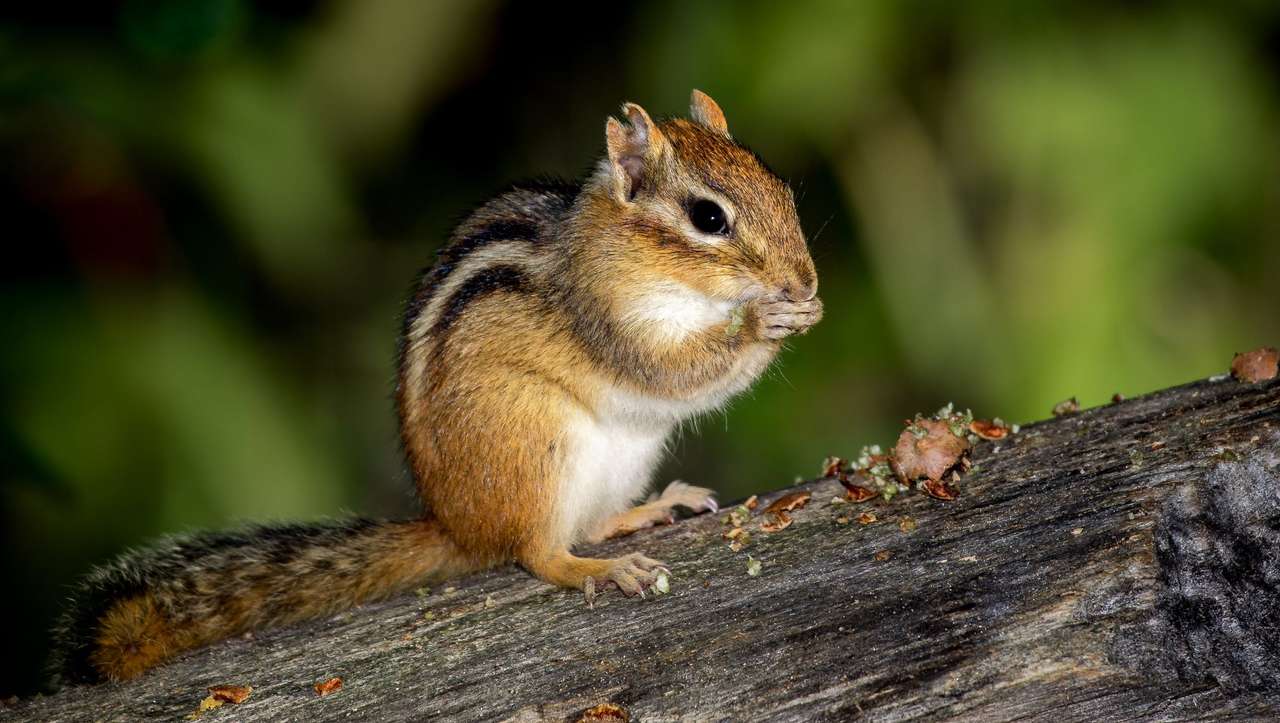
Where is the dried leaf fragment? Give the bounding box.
[843,485,877,503]
[726,528,751,550]
[760,512,793,533]
[898,516,917,533]
[857,512,877,525]
[922,479,958,501]
[188,685,252,720]
[188,696,223,720]
[1231,347,1279,383]
[765,491,812,515]
[743,494,759,510]
[969,419,1009,440]
[208,685,252,705]
[874,550,893,562]
[822,456,846,478]
[578,703,631,722]
[1052,397,1080,416]
[314,677,343,697]
[894,419,970,483]
[724,505,751,527]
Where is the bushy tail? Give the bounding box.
[51,517,473,685]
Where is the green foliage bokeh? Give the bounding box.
[2,0,1278,694]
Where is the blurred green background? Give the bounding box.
[2,1,1278,695]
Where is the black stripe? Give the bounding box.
[431,265,530,341]
[398,219,539,361]
[418,218,538,308]
[396,180,580,373]
[460,219,541,250]
[511,178,581,203]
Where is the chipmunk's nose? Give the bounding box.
[781,284,816,302]
[782,272,818,302]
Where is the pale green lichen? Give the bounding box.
[725,306,746,337]
[853,444,884,470]
[1129,448,1144,469]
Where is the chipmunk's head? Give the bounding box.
[582,90,817,308]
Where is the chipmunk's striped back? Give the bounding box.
[397,180,579,369]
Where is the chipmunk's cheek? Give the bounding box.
[618,279,734,343]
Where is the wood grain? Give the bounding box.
[5,376,1278,722]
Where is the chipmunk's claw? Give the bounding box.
[657,480,718,515]
[601,553,666,597]
[754,294,823,340]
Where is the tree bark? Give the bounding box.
[5,376,1279,722]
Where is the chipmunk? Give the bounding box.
[50,90,822,685]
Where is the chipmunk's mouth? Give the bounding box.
[730,279,772,304]
[734,282,803,307]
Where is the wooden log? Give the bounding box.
[4,376,1278,722]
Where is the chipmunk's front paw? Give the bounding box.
[753,294,823,340]
[595,553,667,598]
[652,480,718,514]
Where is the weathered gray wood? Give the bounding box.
[5,376,1279,722]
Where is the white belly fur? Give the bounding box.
[554,286,780,547]
[557,411,671,547]
[555,345,776,547]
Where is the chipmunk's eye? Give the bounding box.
[688,199,728,235]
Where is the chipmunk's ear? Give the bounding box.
[605,102,666,202]
[690,89,729,137]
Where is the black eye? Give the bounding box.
[688,199,728,235]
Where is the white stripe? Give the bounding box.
[408,242,540,345]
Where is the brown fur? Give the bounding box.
[88,594,175,682]
[56,91,821,684]
[56,518,475,683]
[397,91,820,594]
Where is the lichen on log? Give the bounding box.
[4,376,1278,722]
